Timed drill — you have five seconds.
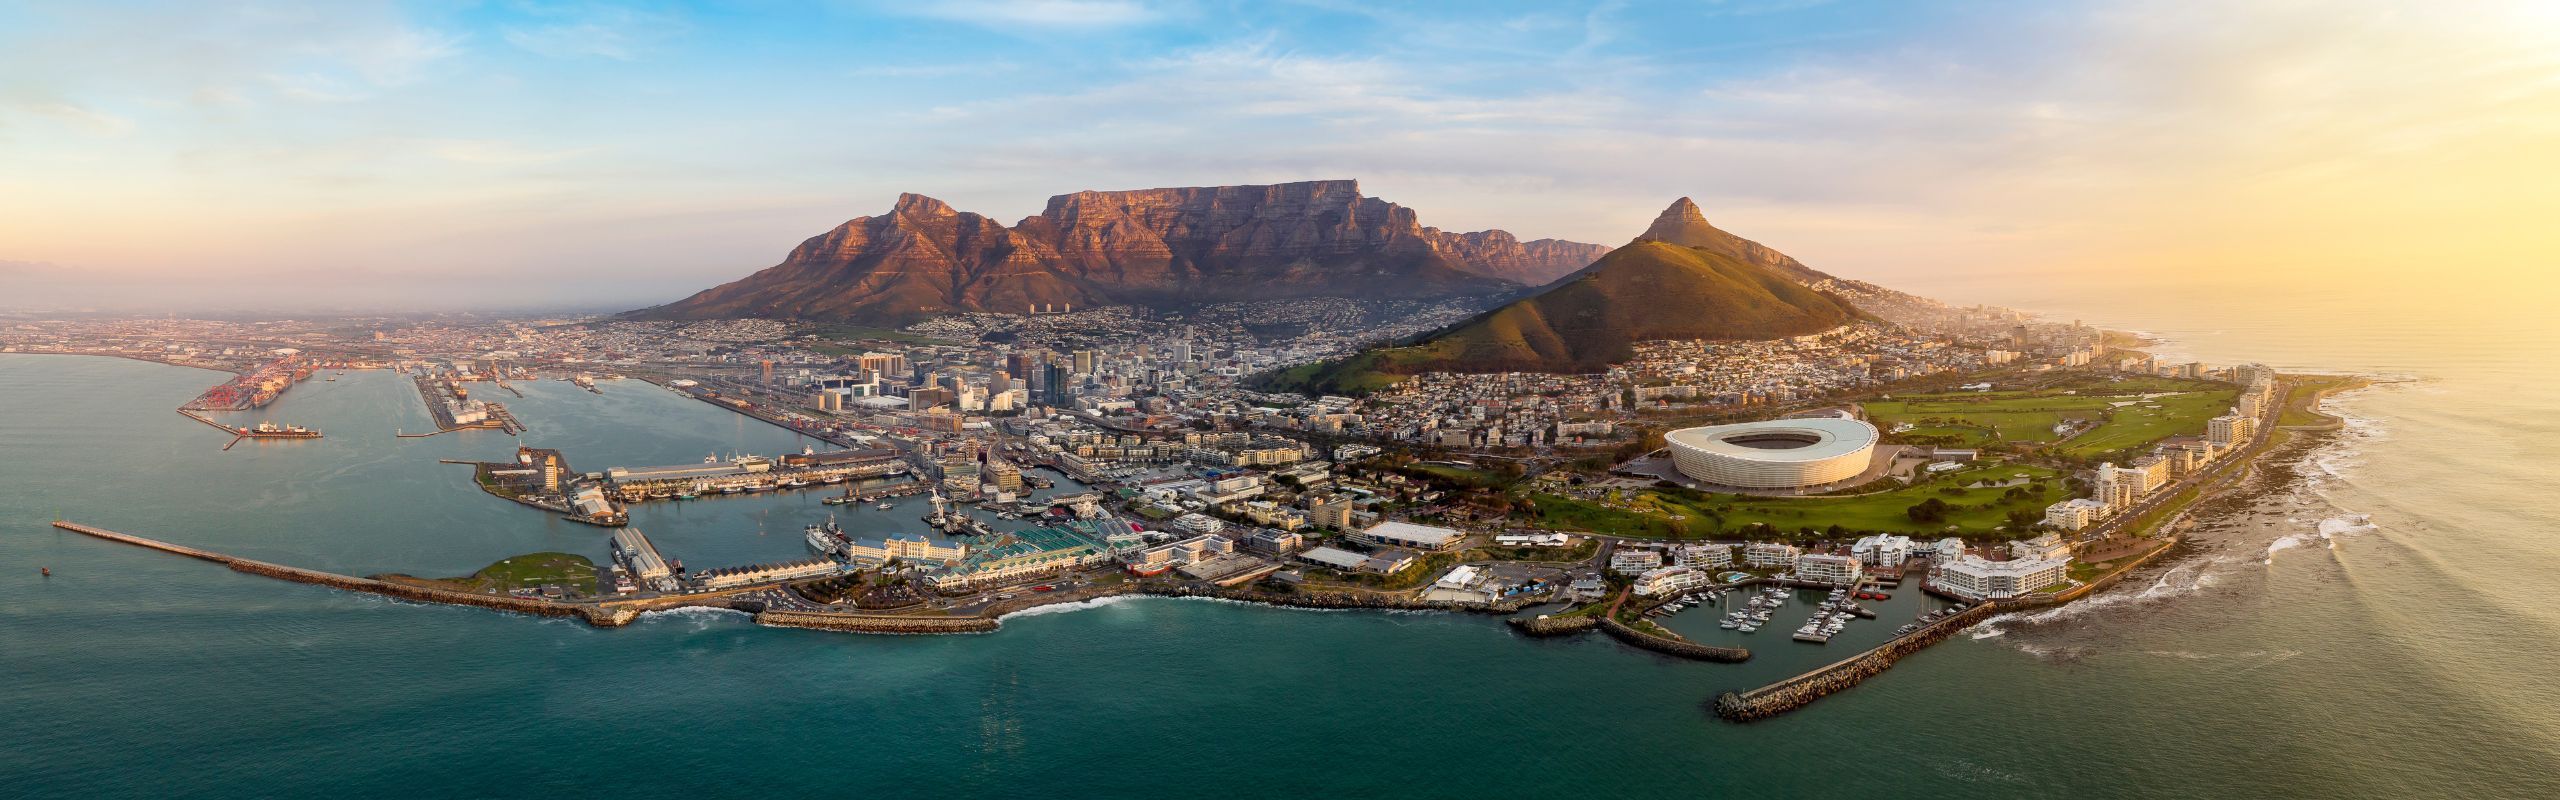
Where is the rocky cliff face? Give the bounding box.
[636,180,1603,324]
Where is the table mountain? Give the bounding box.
[630,180,1604,324]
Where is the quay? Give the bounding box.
[409,371,522,435]
[178,408,322,449]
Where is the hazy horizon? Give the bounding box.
[5,0,2555,314]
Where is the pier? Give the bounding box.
[409,371,522,435]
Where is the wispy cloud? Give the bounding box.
[873,0,1168,30]
[501,5,688,60]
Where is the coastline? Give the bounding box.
[34,366,2367,725]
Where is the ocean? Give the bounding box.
[3,275,2556,798]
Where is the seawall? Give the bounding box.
[53,521,634,627]
[1713,602,1998,722]
[1598,617,1752,663]
[1715,532,2186,722]
[1507,614,1600,637]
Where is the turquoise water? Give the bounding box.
[5,286,2559,800]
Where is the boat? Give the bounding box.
[875,502,892,510]
[804,519,844,556]
[719,485,743,495]
[1720,619,1739,629]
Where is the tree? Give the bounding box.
[1906,498,1952,524]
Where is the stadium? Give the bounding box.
[1664,418,1880,489]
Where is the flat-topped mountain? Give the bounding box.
[1262,199,1867,392]
[630,180,1605,324]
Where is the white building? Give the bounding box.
[1610,548,1664,574]
[1850,534,1913,566]
[2209,413,2258,448]
[1930,554,2070,600]
[1676,543,1734,569]
[1793,553,1865,586]
[2011,533,2073,561]
[1932,537,1966,561]
[1433,564,1483,591]
[1744,541,1802,568]
[2044,499,2110,531]
[1633,566,1716,597]
[1493,532,1576,548]
[1354,520,1464,552]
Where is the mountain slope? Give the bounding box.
[630,180,1605,325]
[1263,199,1868,393]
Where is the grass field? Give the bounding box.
[1870,376,2234,459]
[1530,462,2066,539]
[438,552,597,593]
[2278,374,2369,427]
[2057,388,2238,458]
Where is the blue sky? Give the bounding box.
[4,1,2554,311]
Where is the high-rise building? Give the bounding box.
[759,360,774,384]
[1071,349,1098,375]
[1043,364,1072,405]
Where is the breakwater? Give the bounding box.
[51,520,636,627]
[1717,532,2187,722]
[1712,602,1997,721]
[1598,617,1752,662]
[1507,614,1600,636]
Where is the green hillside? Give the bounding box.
[1268,240,1861,393]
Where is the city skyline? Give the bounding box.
[6,0,2555,312]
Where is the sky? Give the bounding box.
[2,0,2556,313]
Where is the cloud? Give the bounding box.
[875,0,1167,30]
[501,5,688,60]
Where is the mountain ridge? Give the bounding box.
[630,180,1607,324]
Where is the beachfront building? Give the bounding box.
[844,536,967,566]
[694,558,844,590]
[1851,534,1913,566]
[1744,541,1802,568]
[1793,553,1865,586]
[2209,413,2258,448]
[1677,543,1734,568]
[922,524,1114,591]
[1929,554,2070,600]
[1610,548,1664,574]
[1296,545,1371,573]
[1633,566,1717,597]
[2044,498,2110,531]
[2011,533,2073,561]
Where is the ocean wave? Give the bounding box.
[634,606,752,630]
[2317,514,2377,539]
[1973,562,2218,639]
[998,594,1143,620]
[2141,649,2301,661]
[2265,534,2314,564]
